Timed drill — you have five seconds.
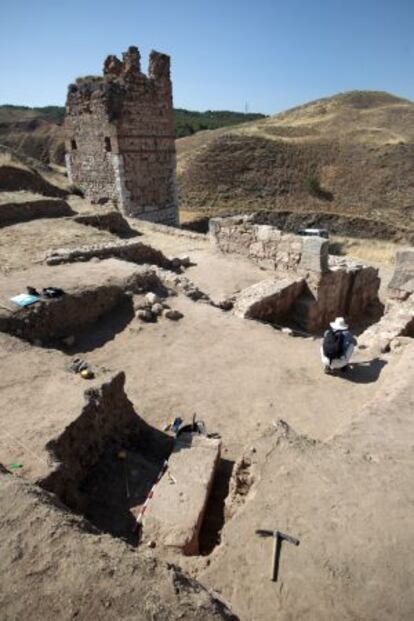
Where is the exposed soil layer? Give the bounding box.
[200,344,414,621]
[0,163,68,197]
[0,192,74,227]
[0,259,162,342]
[0,468,238,620]
[0,203,412,620]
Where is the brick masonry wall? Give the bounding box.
[65,47,178,226]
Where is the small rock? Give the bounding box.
[145,292,161,305]
[250,446,256,454]
[281,327,293,335]
[163,309,183,321]
[136,309,154,322]
[147,540,156,548]
[151,303,164,316]
[380,341,391,354]
[134,300,150,311]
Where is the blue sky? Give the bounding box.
[0,0,412,114]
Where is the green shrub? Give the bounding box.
[304,175,322,196]
[304,175,333,201]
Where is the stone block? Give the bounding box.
[143,434,221,554]
[299,236,329,273]
[249,241,265,257]
[233,277,305,322]
[388,248,414,298]
[254,225,282,242]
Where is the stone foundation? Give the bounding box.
[210,214,328,274]
[212,214,381,332]
[358,247,414,350]
[233,277,305,322]
[388,248,414,300]
[45,238,172,269]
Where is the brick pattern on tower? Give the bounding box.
[64,46,179,225]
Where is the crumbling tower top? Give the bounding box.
[64,45,179,226]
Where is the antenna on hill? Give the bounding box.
[244,102,249,114]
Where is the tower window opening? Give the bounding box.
[71,139,77,150]
[104,137,112,152]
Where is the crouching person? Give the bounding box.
[321,317,357,374]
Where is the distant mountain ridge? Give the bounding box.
[0,91,413,238]
[0,103,265,146]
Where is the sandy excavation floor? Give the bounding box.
[0,212,413,620]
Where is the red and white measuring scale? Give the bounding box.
[134,460,169,531]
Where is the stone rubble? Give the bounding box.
[358,248,414,350]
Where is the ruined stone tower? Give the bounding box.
[64,46,179,225]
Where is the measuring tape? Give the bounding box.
[134,460,168,531]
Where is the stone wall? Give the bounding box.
[304,263,381,332]
[233,277,305,323]
[209,214,328,273]
[388,247,414,300]
[358,248,414,350]
[211,214,381,332]
[65,46,178,226]
[45,239,172,269]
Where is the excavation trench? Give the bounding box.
[38,371,231,555]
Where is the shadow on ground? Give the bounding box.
[341,358,388,384]
[198,458,235,555]
[65,297,135,354]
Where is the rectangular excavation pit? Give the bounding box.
[14,364,223,554]
[0,259,163,344]
[77,432,223,552]
[31,371,173,545]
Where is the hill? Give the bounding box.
[177,91,414,236]
[0,104,265,164]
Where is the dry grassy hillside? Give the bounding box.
[177,91,414,236]
[1,91,413,241]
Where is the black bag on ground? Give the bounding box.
[323,329,344,361]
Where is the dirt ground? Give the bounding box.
[0,208,413,620]
[0,217,117,273]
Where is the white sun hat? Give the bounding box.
[330,317,349,331]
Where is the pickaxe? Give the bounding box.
[256,529,300,581]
